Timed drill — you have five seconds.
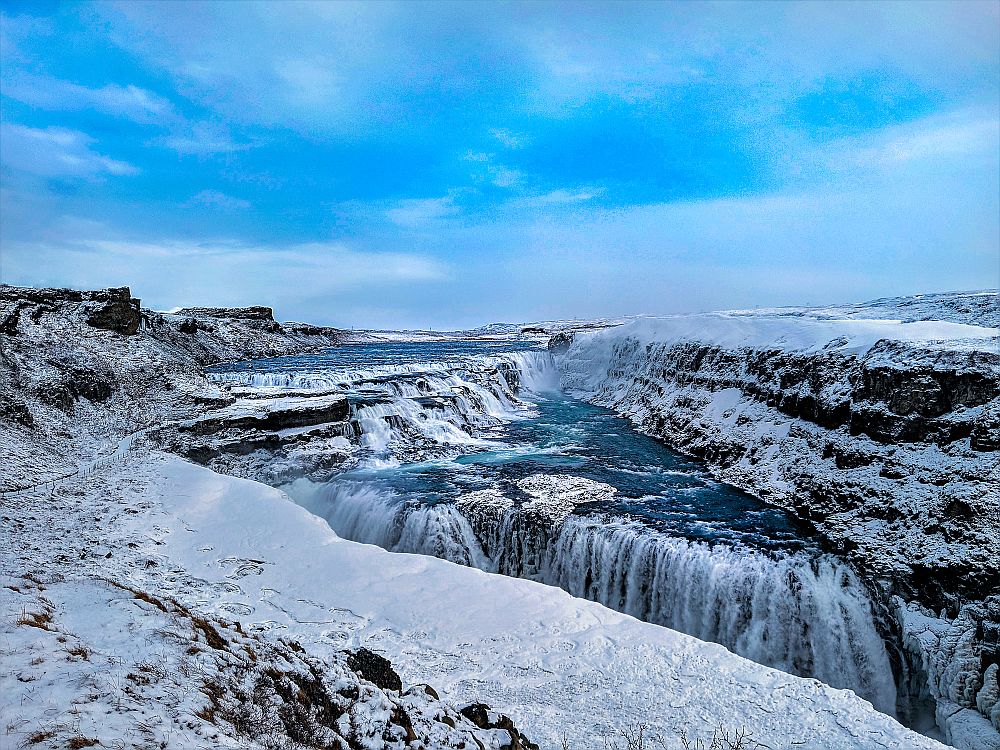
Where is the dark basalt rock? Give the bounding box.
[346,647,402,693]
[0,285,142,335]
[459,703,539,750]
[175,305,277,321]
[971,405,1000,451]
[181,397,351,436]
[83,287,142,335]
[0,393,34,427]
[284,321,345,338]
[548,332,574,354]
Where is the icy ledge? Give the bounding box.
[26,449,942,749]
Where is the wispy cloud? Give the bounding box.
[386,197,458,227]
[518,188,604,207]
[153,120,251,155]
[0,124,139,178]
[1,2,996,327]
[186,190,251,210]
[1,235,450,320]
[793,109,1000,181]
[275,57,340,107]
[0,73,173,123]
[491,128,528,149]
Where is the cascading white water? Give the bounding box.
[534,516,897,715]
[257,347,897,717]
[210,352,558,464]
[295,481,490,569]
[289,478,897,716]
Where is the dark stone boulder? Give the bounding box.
[459,703,539,750]
[346,647,402,692]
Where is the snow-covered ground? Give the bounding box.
[1,449,946,749]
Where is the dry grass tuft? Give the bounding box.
[17,610,54,631]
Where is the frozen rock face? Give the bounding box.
[899,596,1000,746]
[1,285,142,336]
[553,292,1000,745]
[0,285,349,492]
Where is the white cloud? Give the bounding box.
[793,109,1000,182]
[490,128,528,149]
[463,151,492,162]
[517,188,603,206]
[852,114,998,166]
[386,197,459,227]
[154,121,250,155]
[1,236,450,319]
[462,150,523,189]
[0,124,139,178]
[0,73,173,123]
[489,164,522,188]
[275,57,340,106]
[187,190,251,210]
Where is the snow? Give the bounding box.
[582,313,996,359]
[2,448,947,749]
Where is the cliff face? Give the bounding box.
[553,293,1000,744]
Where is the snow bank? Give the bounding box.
[143,453,941,749]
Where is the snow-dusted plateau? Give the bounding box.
[1,285,998,750]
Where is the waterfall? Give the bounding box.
[294,480,490,569]
[257,347,897,718]
[535,516,897,715]
[286,478,897,716]
[210,351,556,465]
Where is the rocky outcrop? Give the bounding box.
[547,332,575,354]
[83,287,142,334]
[175,305,277,321]
[179,395,351,436]
[0,285,142,336]
[346,647,403,693]
[0,285,344,492]
[459,703,540,750]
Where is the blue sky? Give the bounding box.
[1,1,997,328]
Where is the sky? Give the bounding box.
[1,1,998,329]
